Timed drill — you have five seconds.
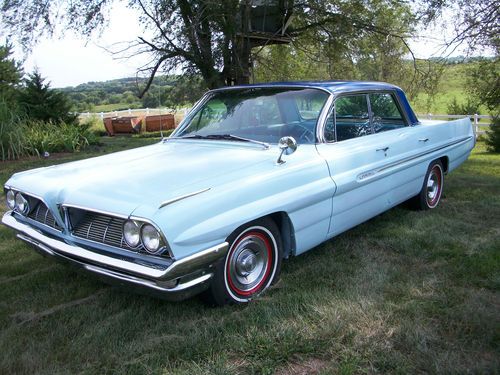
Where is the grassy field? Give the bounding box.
[0,138,498,374]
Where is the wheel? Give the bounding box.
[410,160,444,210]
[204,217,283,306]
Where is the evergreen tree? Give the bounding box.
[18,70,77,124]
[0,43,23,106]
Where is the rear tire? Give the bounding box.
[410,160,444,210]
[204,217,282,306]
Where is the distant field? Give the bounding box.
[0,138,498,374]
[410,63,488,115]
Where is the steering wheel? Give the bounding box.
[293,123,315,143]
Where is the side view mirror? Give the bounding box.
[277,136,297,164]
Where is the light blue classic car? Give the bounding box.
[2,81,475,305]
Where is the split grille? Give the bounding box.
[70,209,144,252]
[27,199,61,230]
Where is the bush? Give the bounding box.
[485,115,500,153]
[0,99,100,161]
[24,121,99,154]
[447,97,481,116]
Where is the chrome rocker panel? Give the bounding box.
[2,212,229,301]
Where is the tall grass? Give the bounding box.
[0,102,33,161]
[0,101,100,161]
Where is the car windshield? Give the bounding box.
[174,87,329,144]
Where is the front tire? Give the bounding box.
[411,160,444,210]
[204,217,282,306]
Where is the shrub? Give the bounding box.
[447,97,481,116]
[485,115,500,153]
[0,99,100,161]
[24,121,100,154]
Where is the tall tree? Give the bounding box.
[1,0,426,94]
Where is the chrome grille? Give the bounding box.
[27,199,61,230]
[71,210,142,251]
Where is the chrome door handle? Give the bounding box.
[376,147,389,152]
[419,138,429,142]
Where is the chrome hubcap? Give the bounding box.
[236,250,258,276]
[427,173,438,201]
[228,234,269,293]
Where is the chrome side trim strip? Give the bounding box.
[159,188,211,209]
[357,136,473,182]
[2,212,229,281]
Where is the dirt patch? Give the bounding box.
[275,358,330,375]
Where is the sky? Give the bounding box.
[4,6,482,88]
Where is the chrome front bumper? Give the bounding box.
[2,212,228,301]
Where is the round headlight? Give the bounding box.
[123,220,141,248]
[15,193,29,214]
[6,190,16,210]
[141,224,162,253]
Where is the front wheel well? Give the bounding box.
[267,212,296,259]
[436,156,449,173]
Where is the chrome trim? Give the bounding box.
[17,232,214,300]
[128,214,172,258]
[159,188,211,209]
[2,211,229,282]
[64,204,173,258]
[315,93,335,143]
[62,204,129,220]
[3,187,64,229]
[357,136,473,182]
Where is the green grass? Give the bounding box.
[0,140,498,374]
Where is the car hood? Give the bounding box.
[6,140,276,216]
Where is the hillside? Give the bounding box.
[63,62,482,115]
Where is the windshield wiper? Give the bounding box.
[164,134,269,149]
[205,134,270,149]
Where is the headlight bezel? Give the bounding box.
[140,223,163,254]
[123,218,167,255]
[6,189,16,210]
[15,192,30,215]
[123,219,142,248]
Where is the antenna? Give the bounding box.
[158,84,164,139]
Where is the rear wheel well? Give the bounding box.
[267,212,296,259]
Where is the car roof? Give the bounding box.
[211,80,402,95]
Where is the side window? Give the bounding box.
[369,93,407,133]
[335,95,371,141]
